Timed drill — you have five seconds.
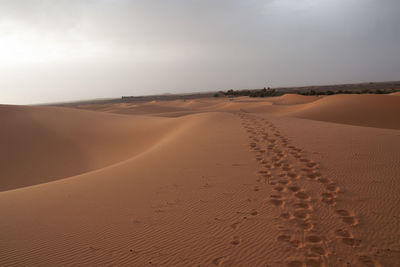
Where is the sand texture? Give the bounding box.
[1,94,399,266]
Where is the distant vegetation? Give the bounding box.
[297,88,396,96]
[218,88,285,98]
[216,81,400,98]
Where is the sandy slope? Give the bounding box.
[1,94,399,266]
[0,105,180,191]
[291,94,400,129]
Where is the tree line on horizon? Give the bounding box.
[215,88,284,97]
[215,87,399,98]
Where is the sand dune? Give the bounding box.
[77,101,190,115]
[265,94,321,105]
[1,94,399,266]
[0,105,180,191]
[291,94,400,129]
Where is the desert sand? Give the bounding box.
[1,94,399,266]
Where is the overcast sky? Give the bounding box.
[0,0,399,104]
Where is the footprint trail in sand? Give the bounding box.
[236,112,380,267]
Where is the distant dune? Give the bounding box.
[259,94,322,105]
[1,94,399,266]
[292,94,400,129]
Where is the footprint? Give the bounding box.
[335,209,352,217]
[335,229,352,238]
[342,216,358,226]
[230,222,241,230]
[274,186,285,192]
[274,162,283,167]
[321,197,337,206]
[274,162,282,168]
[312,171,322,177]
[326,184,339,192]
[270,199,284,207]
[293,202,311,210]
[280,212,292,219]
[321,193,337,206]
[278,172,288,178]
[306,162,318,168]
[306,235,322,243]
[277,234,292,242]
[358,255,379,267]
[250,209,258,216]
[294,210,310,220]
[305,258,324,267]
[298,221,314,231]
[270,156,279,162]
[317,177,331,184]
[306,173,318,180]
[301,168,313,173]
[212,256,229,266]
[262,173,272,180]
[341,237,361,247]
[321,192,334,198]
[287,172,299,179]
[286,260,305,267]
[231,236,241,245]
[288,185,301,192]
[295,191,310,200]
[263,165,273,171]
[290,239,302,248]
[309,245,327,256]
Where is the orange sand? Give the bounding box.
[1,94,399,266]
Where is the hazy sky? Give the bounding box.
[0,0,399,104]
